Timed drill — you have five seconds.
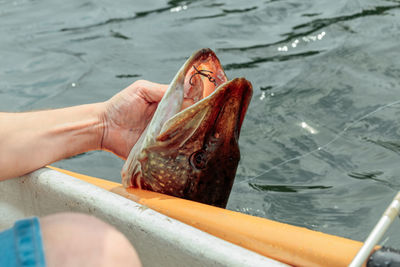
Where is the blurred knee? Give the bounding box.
[40,212,141,267]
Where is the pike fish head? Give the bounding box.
[121,48,252,208]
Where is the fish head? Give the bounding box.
[121,48,252,208]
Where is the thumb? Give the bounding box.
[133,80,168,103]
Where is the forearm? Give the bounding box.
[0,103,105,181]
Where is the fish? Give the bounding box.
[121,48,252,208]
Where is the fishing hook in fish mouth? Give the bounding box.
[189,65,218,86]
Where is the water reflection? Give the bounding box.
[170,5,187,13]
[299,121,318,134]
[278,31,326,52]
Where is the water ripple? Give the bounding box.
[365,138,400,154]
[115,74,141,79]
[250,183,332,193]
[347,171,398,188]
[224,50,321,70]
[59,7,171,32]
[219,4,400,52]
[222,6,258,14]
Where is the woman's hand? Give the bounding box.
[100,80,168,159]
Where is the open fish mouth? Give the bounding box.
[121,48,253,208]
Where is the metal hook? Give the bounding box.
[189,66,218,86]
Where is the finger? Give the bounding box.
[132,80,168,103]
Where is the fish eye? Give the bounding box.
[189,150,207,170]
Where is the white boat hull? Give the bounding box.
[0,167,286,267]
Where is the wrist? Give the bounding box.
[46,102,107,155]
[84,102,107,152]
[98,98,132,158]
[97,101,109,151]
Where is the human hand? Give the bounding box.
[100,80,168,158]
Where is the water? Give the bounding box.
[1,0,400,247]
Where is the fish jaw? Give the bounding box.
[121,49,253,208]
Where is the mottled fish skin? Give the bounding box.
[121,48,252,208]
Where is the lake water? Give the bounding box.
[1,0,400,248]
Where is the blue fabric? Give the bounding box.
[0,217,46,267]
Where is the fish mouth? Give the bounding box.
[157,48,253,148]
